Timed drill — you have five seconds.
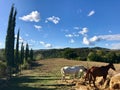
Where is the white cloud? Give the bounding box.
[45,16,60,24]
[69,39,75,43]
[78,27,88,35]
[88,10,95,16]
[25,34,29,37]
[15,35,24,43]
[111,43,120,49]
[40,41,52,48]
[40,41,45,45]
[53,46,64,49]
[73,33,79,37]
[27,39,37,47]
[65,34,73,38]
[90,36,100,42]
[19,11,40,22]
[98,34,120,41]
[73,27,80,30]
[45,43,52,48]
[28,39,36,44]
[65,32,79,38]
[83,37,92,45]
[105,43,120,49]
[34,25,42,30]
[83,34,120,46]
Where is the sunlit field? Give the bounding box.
[0,58,120,90]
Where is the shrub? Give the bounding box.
[76,57,86,61]
[0,62,7,77]
[35,54,44,60]
[21,62,30,70]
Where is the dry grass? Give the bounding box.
[1,58,120,90]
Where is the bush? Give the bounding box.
[21,62,30,70]
[0,62,7,77]
[63,48,78,59]
[76,57,86,61]
[35,54,44,60]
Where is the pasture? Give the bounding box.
[0,58,120,90]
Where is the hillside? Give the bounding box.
[34,47,120,63]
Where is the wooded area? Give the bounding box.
[34,47,120,63]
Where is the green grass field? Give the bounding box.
[0,58,120,90]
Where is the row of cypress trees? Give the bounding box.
[5,4,33,78]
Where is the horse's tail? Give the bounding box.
[61,67,65,81]
[61,67,63,73]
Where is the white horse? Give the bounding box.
[61,65,87,81]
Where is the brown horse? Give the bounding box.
[85,63,116,87]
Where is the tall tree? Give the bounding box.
[5,4,17,78]
[25,43,29,62]
[20,42,24,65]
[20,42,24,73]
[30,48,33,61]
[15,29,20,73]
[29,48,33,69]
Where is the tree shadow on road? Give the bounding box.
[0,75,75,90]
[0,76,57,90]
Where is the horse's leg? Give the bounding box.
[61,74,66,82]
[72,73,77,82]
[75,72,78,79]
[73,74,76,81]
[75,72,77,78]
[84,71,91,85]
[89,73,92,85]
[80,71,84,78]
[84,72,89,82]
[84,74,87,82]
[61,75,64,81]
[103,76,107,84]
[64,75,67,82]
[93,76,96,87]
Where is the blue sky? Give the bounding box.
[0,0,120,49]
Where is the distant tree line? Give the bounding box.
[34,47,120,63]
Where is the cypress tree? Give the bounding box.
[20,42,24,65]
[30,48,33,61]
[15,29,20,73]
[20,42,24,73]
[29,48,33,69]
[5,4,17,78]
[25,43,29,62]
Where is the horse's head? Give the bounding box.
[109,63,116,71]
[84,67,88,72]
[79,66,87,72]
